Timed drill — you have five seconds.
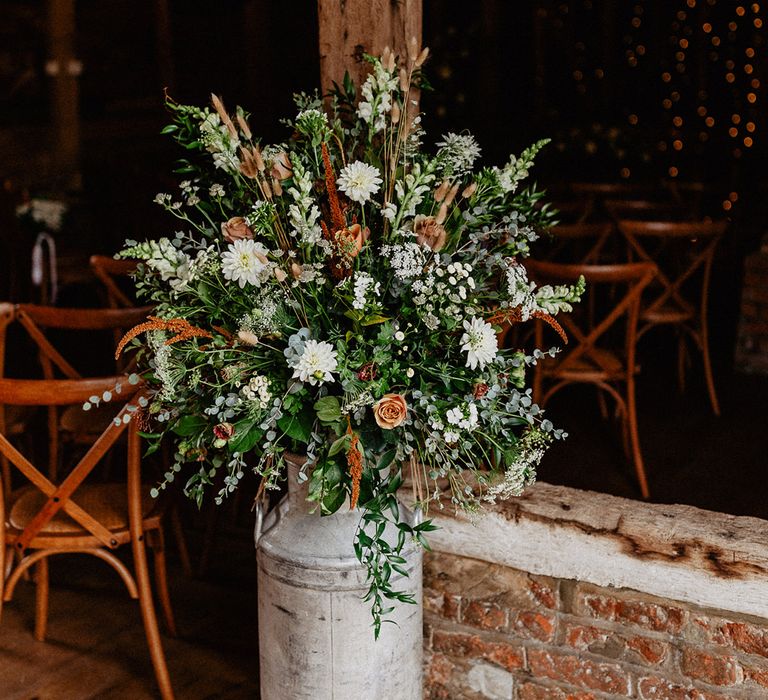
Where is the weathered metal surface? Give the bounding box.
[257,456,423,699]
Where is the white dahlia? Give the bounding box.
[290,339,338,385]
[460,317,498,370]
[221,239,270,288]
[337,161,382,204]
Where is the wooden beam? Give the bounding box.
[317,0,422,92]
[46,0,80,189]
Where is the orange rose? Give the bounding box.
[414,215,447,251]
[373,394,408,430]
[221,216,254,242]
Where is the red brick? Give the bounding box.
[692,617,768,659]
[528,578,559,609]
[626,635,669,665]
[517,681,597,700]
[680,647,742,686]
[512,611,557,642]
[462,600,508,631]
[576,587,687,633]
[527,648,631,695]
[564,623,669,667]
[424,587,460,622]
[431,629,524,672]
[742,659,768,690]
[638,676,733,700]
[425,652,455,699]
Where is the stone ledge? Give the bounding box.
[427,482,768,621]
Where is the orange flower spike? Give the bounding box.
[321,142,346,232]
[531,310,568,344]
[347,433,363,510]
[115,316,213,359]
[486,306,568,345]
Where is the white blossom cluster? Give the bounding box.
[484,430,548,501]
[238,293,283,338]
[381,242,427,281]
[393,163,436,220]
[357,61,399,132]
[410,260,478,331]
[503,260,585,319]
[241,375,272,410]
[435,132,482,178]
[287,160,323,245]
[352,271,381,310]
[198,111,240,174]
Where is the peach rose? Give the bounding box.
[414,214,447,251]
[270,151,293,181]
[221,216,254,242]
[373,394,408,430]
[334,223,370,258]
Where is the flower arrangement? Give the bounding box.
[117,46,583,635]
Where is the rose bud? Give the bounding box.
[270,151,293,181]
[357,362,377,381]
[213,422,235,448]
[373,394,408,430]
[221,216,254,242]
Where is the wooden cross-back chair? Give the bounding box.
[617,219,727,416]
[0,376,175,699]
[604,198,692,222]
[90,255,138,309]
[545,222,616,264]
[526,259,657,499]
[11,304,153,480]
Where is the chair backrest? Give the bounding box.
[545,222,615,264]
[605,198,691,222]
[14,304,152,379]
[617,219,727,318]
[90,255,139,309]
[525,260,657,377]
[0,375,143,553]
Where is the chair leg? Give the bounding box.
[197,503,219,578]
[148,528,178,638]
[677,332,687,394]
[132,530,175,699]
[596,388,609,420]
[169,505,192,579]
[700,324,721,416]
[34,557,49,642]
[626,379,650,500]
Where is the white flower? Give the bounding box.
[460,317,498,370]
[221,239,270,288]
[241,375,272,409]
[435,132,482,177]
[288,339,338,385]
[394,331,405,342]
[337,161,382,204]
[406,368,415,378]
[209,184,225,198]
[352,271,380,310]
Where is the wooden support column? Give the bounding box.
[317,0,422,92]
[46,0,80,189]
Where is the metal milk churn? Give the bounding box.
[256,454,423,700]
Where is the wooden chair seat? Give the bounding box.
[641,304,694,325]
[59,401,115,435]
[7,483,161,546]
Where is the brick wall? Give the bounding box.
[424,551,768,699]
[421,482,768,699]
[736,237,768,374]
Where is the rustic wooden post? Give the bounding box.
[46,0,81,190]
[317,0,423,92]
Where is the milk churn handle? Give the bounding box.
[253,490,270,547]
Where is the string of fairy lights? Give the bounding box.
[544,0,765,210]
